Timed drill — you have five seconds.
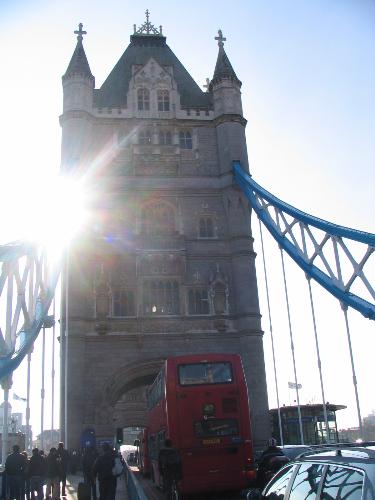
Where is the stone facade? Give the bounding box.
[60,21,269,450]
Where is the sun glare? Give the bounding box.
[23,176,89,257]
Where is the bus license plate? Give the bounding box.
[202,438,221,445]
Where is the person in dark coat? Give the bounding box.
[28,448,46,500]
[158,439,182,500]
[82,446,98,500]
[92,443,116,500]
[256,438,289,488]
[57,442,69,496]
[45,447,60,499]
[5,444,28,500]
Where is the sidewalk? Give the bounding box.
[66,474,129,499]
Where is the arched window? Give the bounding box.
[188,289,209,315]
[137,88,150,111]
[112,289,135,317]
[157,90,170,111]
[143,280,180,315]
[179,131,192,149]
[159,130,172,145]
[139,128,152,145]
[141,202,175,235]
[199,216,214,238]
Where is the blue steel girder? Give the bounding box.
[0,241,60,380]
[233,161,375,320]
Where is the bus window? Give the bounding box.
[178,362,233,385]
[194,418,239,437]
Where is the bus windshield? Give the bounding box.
[178,362,233,385]
[194,418,239,437]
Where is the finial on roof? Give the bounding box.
[134,9,163,36]
[74,23,87,42]
[215,29,226,48]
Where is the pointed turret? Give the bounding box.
[64,37,93,80]
[211,30,241,88]
[211,30,248,172]
[210,30,243,117]
[60,24,94,172]
[62,23,94,113]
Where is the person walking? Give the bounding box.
[28,448,46,500]
[4,445,28,500]
[158,439,182,500]
[45,448,60,499]
[82,445,98,500]
[57,442,70,497]
[92,443,117,500]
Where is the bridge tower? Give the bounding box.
[60,16,269,449]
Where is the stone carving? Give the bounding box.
[209,263,229,315]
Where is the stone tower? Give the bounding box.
[60,16,269,449]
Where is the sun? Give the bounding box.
[22,175,89,257]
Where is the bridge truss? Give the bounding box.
[0,241,60,459]
[234,160,375,444]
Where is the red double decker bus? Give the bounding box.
[137,428,151,477]
[146,353,255,495]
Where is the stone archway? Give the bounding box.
[103,358,165,430]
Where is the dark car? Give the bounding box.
[247,444,375,499]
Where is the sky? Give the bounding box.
[0,0,374,440]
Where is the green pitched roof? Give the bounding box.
[94,34,212,109]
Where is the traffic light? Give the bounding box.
[116,427,123,445]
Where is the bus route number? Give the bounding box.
[202,438,221,445]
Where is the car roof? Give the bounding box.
[297,445,375,465]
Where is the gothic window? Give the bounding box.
[199,216,214,238]
[139,128,152,145]
[112,289,135,317]
[137,88,150,111]
[188,289,210,315]
[159,130,172,145]
[141,202,175,235]
[157,90,170,111]
[179,131,192,149]
[143,280,180,315]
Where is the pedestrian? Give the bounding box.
[45,447,60,499]
[158,439,182,500]
[82,445,98,500]
[28,448,46,500]
[57,442,69,496]
[92,443,117,500]
[21,451,30,500]
[4,444,28,500]
[256,438,289,489]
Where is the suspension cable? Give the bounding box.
[306,277,330,442]
[279,246,304,444]
[258,219,284,446]
[300,223,330,442]
[51,297,56,446]
[342,304,363,439]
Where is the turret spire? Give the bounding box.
[63,23,93,80]
[210,29,241,89]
